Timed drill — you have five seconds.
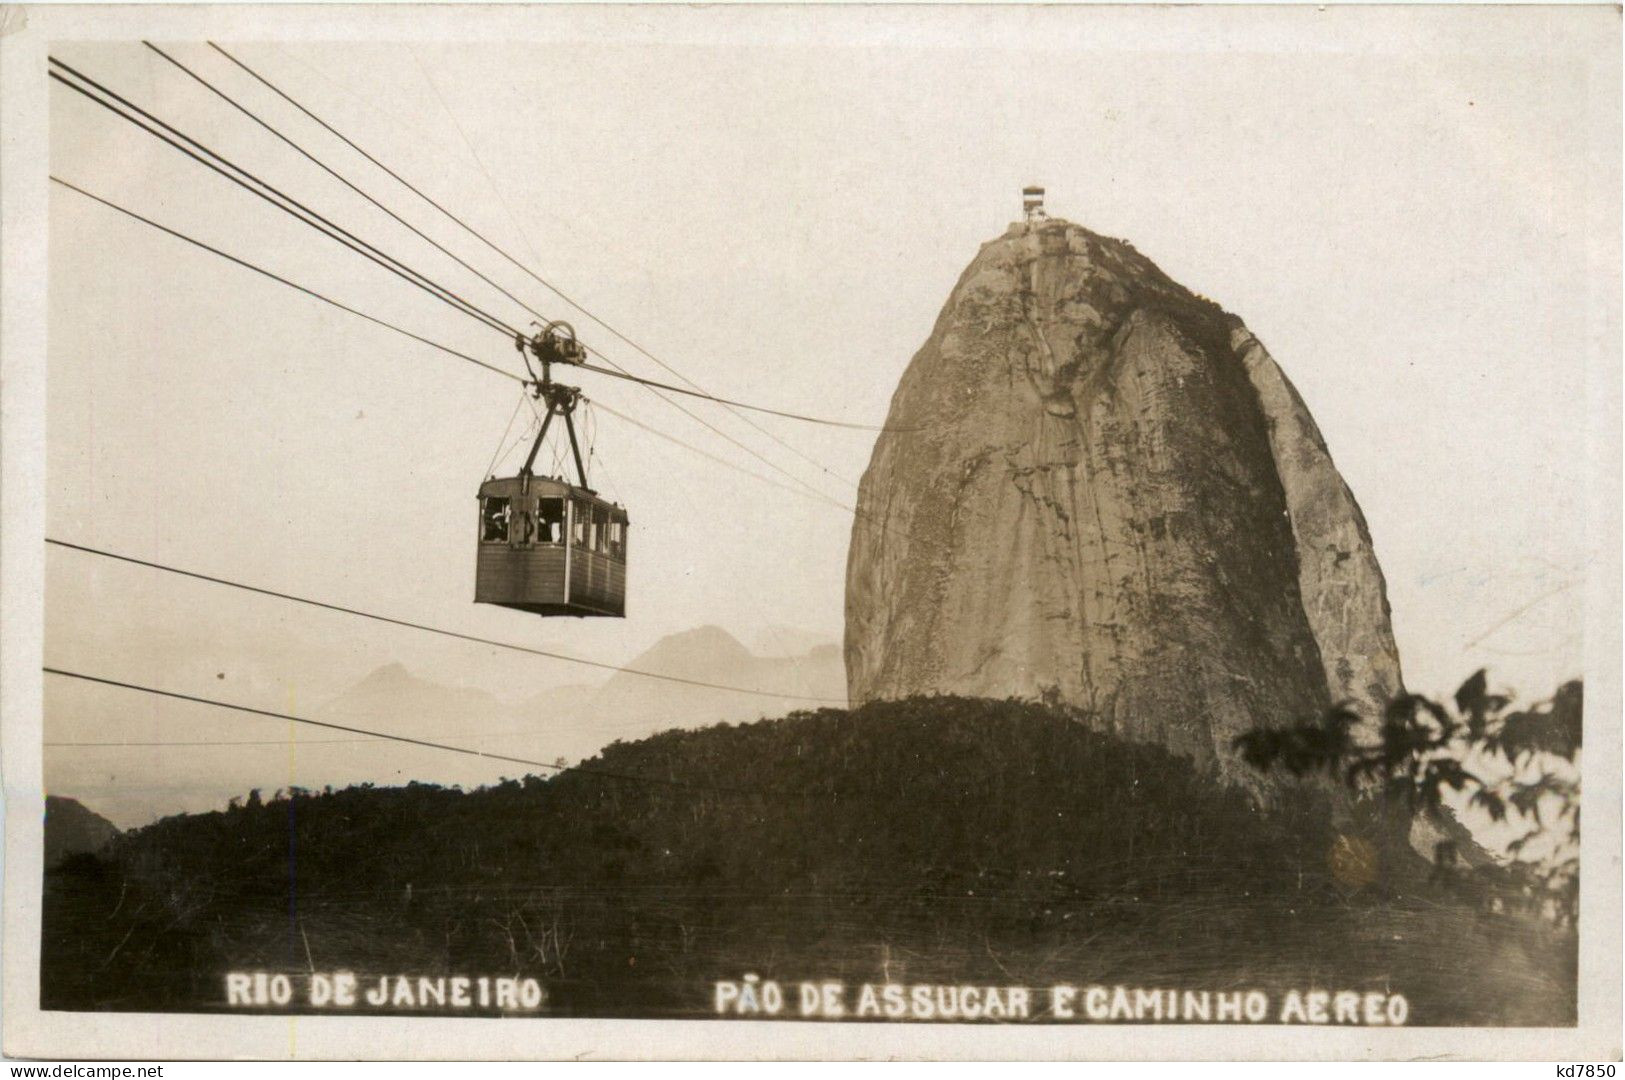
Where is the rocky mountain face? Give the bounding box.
[845,219,1402,783]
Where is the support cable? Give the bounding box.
[46,538,848,704]
[45,667,790,797]
[207,43,889,457]
[50,176,522,383]
[143,42,571,351]
[53,175,926,549]
[49,57,518,338]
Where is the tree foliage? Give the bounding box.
[1234,672,1581,923]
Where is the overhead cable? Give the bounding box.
[143,42,566,346]
[49,57,518,338]
[207,42,886,455]
[46,538,848,704]
[50,176,523,383]
[575,360,895,431]
[585,400,856,512]
[45,667,786,797]
[54,177,929,551]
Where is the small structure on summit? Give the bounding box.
[1022,185,1047,224]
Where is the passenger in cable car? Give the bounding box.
[538,497,564,544]
[480,497,510,543]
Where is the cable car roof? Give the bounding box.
[477,474,627,514]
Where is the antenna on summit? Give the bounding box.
[1022,185,1047,224]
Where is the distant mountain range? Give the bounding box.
[576,626,844,745]
[319,661,511,730]
[44,796,120,869]
[46,624,844,828]
[319,625,846,766]
[752,624,836,658]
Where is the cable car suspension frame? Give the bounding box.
[515,320,593,493]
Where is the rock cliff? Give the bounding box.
[845,218,1402,781]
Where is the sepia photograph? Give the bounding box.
[0,2,1619,1062]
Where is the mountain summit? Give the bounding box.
[845,217,1402,781]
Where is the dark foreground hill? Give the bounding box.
[42,698,1573,1023]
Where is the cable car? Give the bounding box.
[475,322,629,618]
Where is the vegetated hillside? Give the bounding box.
[42,698,1573,1023]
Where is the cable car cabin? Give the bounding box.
[475,477,629,617]
[480,321,627,617]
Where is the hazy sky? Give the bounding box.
[39,6,1617,823]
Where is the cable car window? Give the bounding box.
[608,520,624,558]
[591,507,607,553]
[480,497,510,543]
[572,501,588,548]
[537,497,564,545]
